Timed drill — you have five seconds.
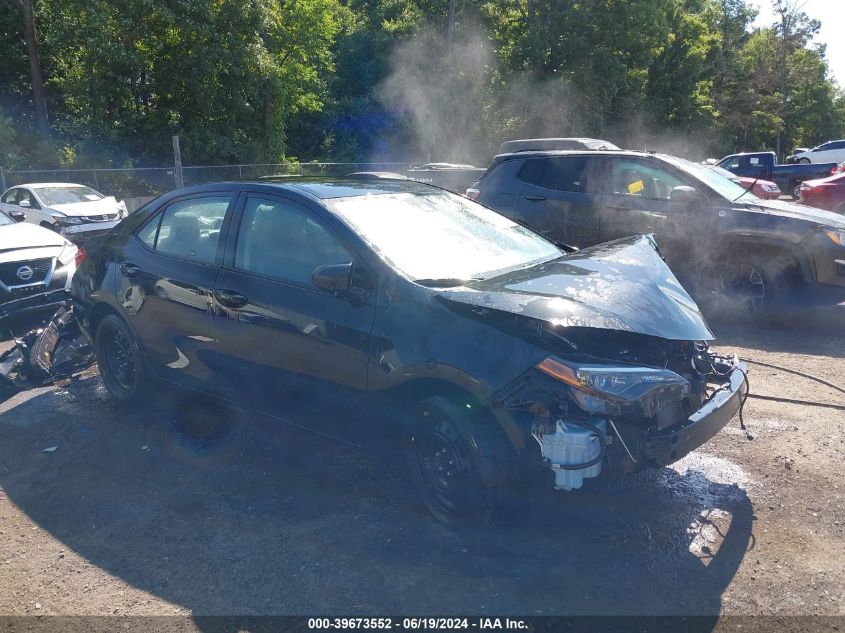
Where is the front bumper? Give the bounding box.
[58,220,120,243]
[636,361,747,469]
[0,289,72,321]
[805,234,845,289]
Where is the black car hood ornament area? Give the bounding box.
[437,235,715,341]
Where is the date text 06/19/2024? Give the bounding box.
[307,618,529,630]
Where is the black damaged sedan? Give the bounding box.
[72,180,746,525]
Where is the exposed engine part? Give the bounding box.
[532,418,607,491]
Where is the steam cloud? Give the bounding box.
[375,23,715,165]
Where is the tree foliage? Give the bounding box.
[0,0,842,167]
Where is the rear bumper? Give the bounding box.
[637,362,747,469]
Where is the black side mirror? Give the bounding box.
[670,185,703,206]
[312,263,353,293]
[9,210,25,222]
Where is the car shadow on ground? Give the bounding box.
[0,375,753,627]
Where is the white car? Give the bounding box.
[0,182,127,243]
[793,140,845,165]
[0,208,80,319]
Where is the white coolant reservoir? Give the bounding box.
[536,419,606,491]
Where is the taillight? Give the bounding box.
[465,187,481,201]
[74,247,87,268]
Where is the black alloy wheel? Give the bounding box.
[723,254,798,314]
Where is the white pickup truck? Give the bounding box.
[0,182,127,243]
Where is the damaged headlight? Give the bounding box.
[536,356,690,416]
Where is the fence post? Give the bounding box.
[92,169,99,190]
[0,166,5,192]
[172,135,184,189]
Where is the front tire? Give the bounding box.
[722,253,800,314]
[94,314,148,401]
[797,158,811,164]
[406,396,512,528]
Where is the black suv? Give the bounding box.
[72,179,745,525]
[468,151,845,308]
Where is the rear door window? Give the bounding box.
[234,196,351,288]
[540,156,603,193]
[2,189,18,205]
[136,196,231,264]
[516,159,545,185]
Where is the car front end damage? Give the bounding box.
[493,335,747,490]
[50,214,122,243]
[433,235,750,492]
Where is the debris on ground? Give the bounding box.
[0,304,94,391]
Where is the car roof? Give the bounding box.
[171,178,448,201]
[494,149,651,161]
[497,138,621,153]
[19,182,89,189]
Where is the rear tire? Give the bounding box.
[797,158,811,165]
[406,396,512,528]
[94,314,149,401]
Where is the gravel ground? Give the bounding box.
[0,317,842,629]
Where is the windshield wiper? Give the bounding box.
[414,277,484,288]
[732,171,763,203]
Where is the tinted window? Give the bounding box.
[234,197,351,287]
[137,196,230,264]
[516,158,545,185]
[2,189,18,204]
[608,158,685,200]
[829,141,845,150]
[541,156,602,193]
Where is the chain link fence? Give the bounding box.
[0,162,416,201]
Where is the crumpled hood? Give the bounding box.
[50,196,121,217]
[0,222,67,255]
[436,235,714,341]
[741,198,845,227]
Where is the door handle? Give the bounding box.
[524,195,547,202]
[214,289,249,309]
[119,262,141,278]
